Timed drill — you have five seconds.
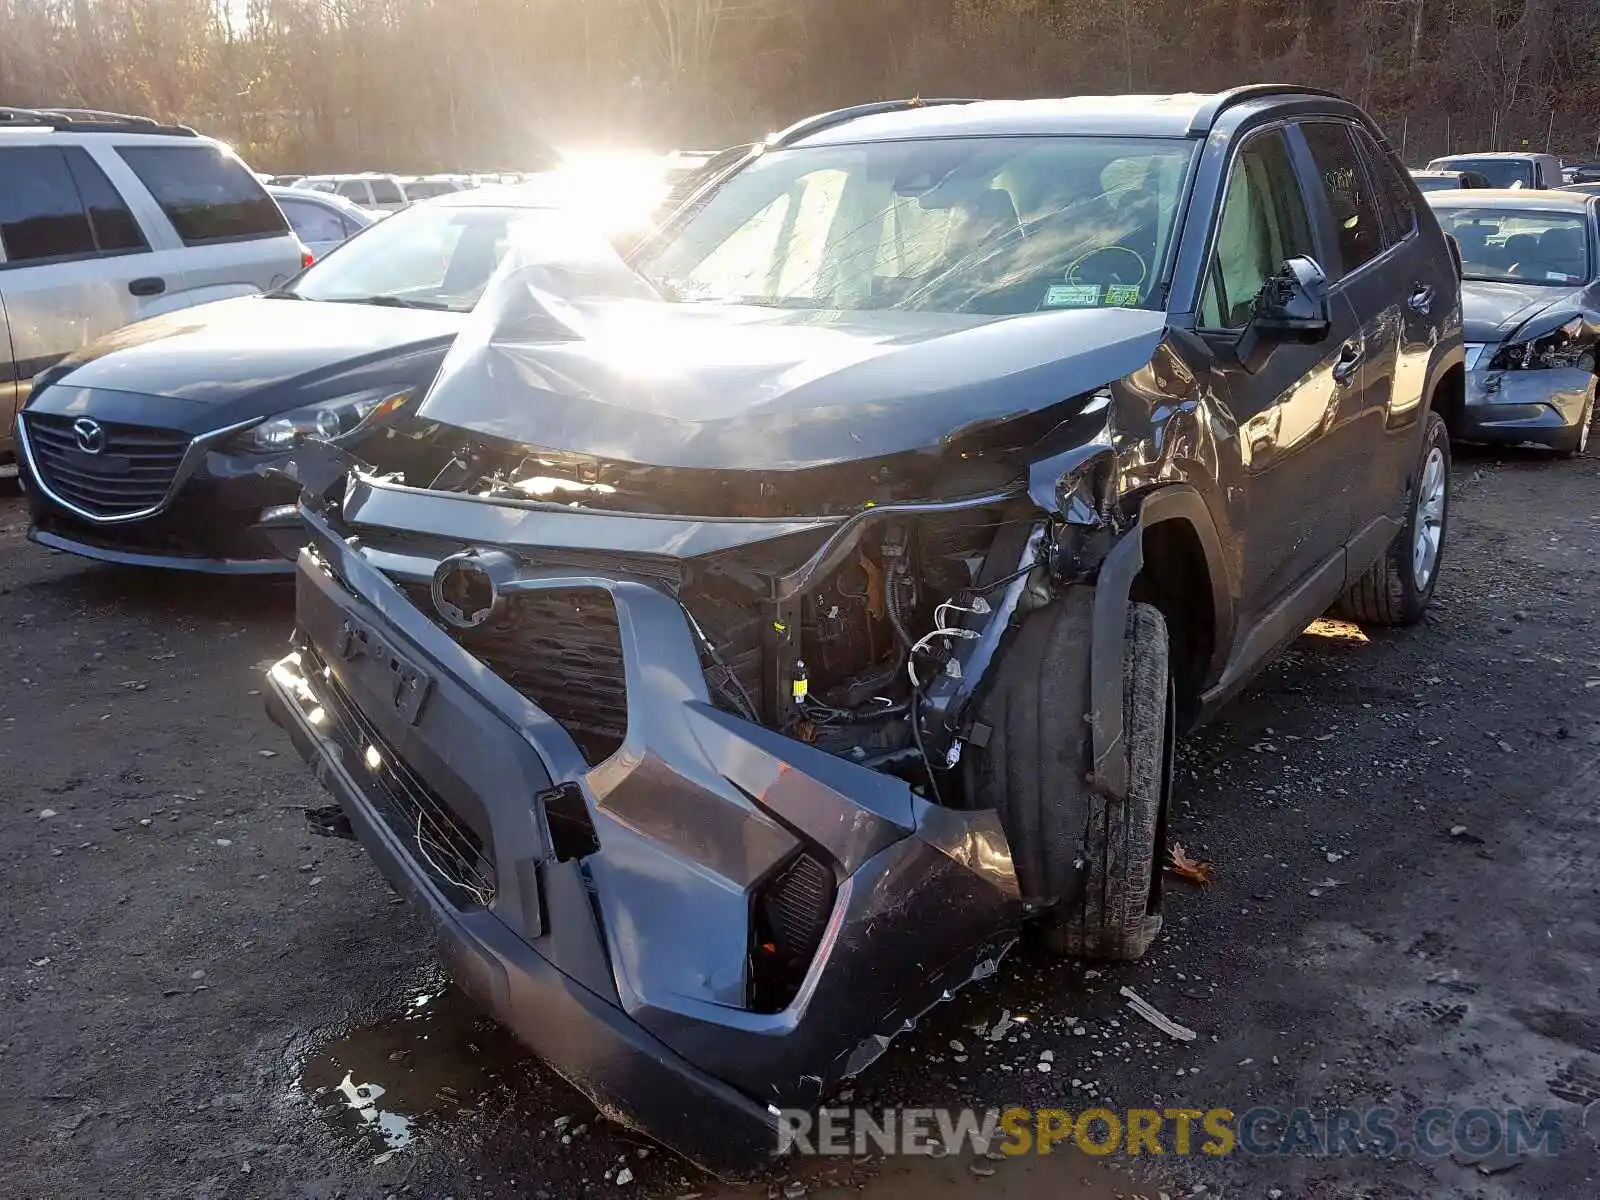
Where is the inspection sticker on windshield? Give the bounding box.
[1044,283,1102,307]
[1104,284,1141,307]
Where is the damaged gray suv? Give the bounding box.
[265,87,1463,1174]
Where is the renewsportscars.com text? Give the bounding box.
[777,1105,1565,1159]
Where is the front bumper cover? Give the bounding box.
[1460,364,1592,447]
[266,501,1021,1174]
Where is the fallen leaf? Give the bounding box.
[1167,843,1214,885]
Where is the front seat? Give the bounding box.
[1535,227,1587,279]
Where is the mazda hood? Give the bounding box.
[43,295,464,404]
[416,252,1168,471]
[1460,279,1584,344]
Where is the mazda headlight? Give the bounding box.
[1489,315,1592,371]
[226,387,412,453]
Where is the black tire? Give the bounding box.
[976,589,1171,961]
[1335,410,1450,628]
[1557,385,1594,459]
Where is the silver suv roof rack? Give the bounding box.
[0,106,199,137]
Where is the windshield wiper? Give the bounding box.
[323,295,457,311]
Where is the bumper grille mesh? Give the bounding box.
[25,413,188,517]
[306,648,497,906]
[409,585,628,766]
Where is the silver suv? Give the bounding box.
[0,107,305,473]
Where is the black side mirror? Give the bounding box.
[1253,256,1331,338]
[1235,256,1331,372]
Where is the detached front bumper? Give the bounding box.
[1460,362,1592,448]
[266,503,1020,1174]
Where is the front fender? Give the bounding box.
[1086,485,1233,800]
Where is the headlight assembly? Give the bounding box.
[226,387,412,453]
[1489,316,1592,371]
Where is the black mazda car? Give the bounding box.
[17,186,565,571]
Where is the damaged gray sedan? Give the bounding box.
[265,89,1463,1173]
[1429,189,1598,456]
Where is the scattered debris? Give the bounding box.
[968,1162,995,1178]
[1167,843,1215,885]
[257,749,277,758]
[783,1180,807,1198]
[1120,987,1197,1043]
[987,1010,1015,1042]
[1308,878,1342,897]
[1449,825,1468,837]
[38,809,57,820]
[615,1167,634,1186]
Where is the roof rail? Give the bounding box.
[1185,84,1345,135]
[769,98,980,148]
[0,105,198,136]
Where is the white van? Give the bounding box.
[0,107,305,473]
[291,173,411,212]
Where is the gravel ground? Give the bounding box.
[2,440,1598,1200]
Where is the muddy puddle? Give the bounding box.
[301,989,1170,1197]
[298,987,530,1161]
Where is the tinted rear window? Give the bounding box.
[117,144,289,244]
[0,146,98,262]
[1431,158,1535,188]
[370,178,404,204]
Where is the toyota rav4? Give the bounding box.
[264,86,1463,1174]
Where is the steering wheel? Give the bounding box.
[1066,245,1149,287]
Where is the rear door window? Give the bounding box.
[1299,122,1386,277]
[1352,128,1416,246]
[0,146,98,263]
[116,144,290,245]
[280,198,346,245]
[336,180,370,203]
[370,178,404,205]
[62,148,148,253]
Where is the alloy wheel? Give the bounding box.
[1413,446,1447,590]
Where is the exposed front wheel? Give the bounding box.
[1336,410,1450,627]
[977,589,1171,961]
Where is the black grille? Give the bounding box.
[750,851,836,1012]
[25,413,189,518]
[306,648,497,906]
[410,585,628,766]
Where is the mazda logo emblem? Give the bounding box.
[72,418,107,455]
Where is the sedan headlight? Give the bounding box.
[226,387,412,453]
[1489,316,1592,371]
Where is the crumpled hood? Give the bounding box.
[47,294,463,403]
[1461,279,1583,344]
[417,257,1167,470]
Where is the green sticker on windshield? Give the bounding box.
[1104,284,1141,307]
[1044,283,1101,307]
